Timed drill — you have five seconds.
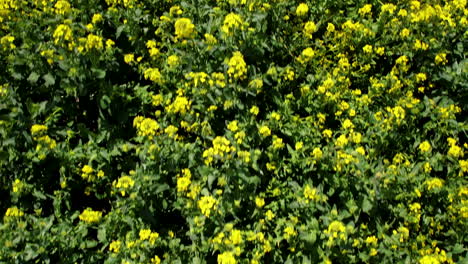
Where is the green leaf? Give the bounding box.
[27,72,40,83]
[362,198,372,213]
[99,95,111,109]
[43,73,55,87]
[91,68,106,79]
[97,228,107,242]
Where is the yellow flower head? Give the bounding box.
[79,208,102,223]
[303,21,317,38]
[419,141,431,153]
[174,18,195,39]
[296,3,309,16]
[198,195,217,217]
[227,52,247,80]
[222,13,244,35]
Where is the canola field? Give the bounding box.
[0,0,467,263]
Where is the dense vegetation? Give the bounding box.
[1,0,467,263]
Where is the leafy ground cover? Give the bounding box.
[0,0,467,263]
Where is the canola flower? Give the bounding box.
[0,35,15,50]
[227,51,247,80]
[203,136,235,165]
[295,3,308,17]
[166,96,191,114]
[218,251,236,264]
[304,184,319,201]
[4,207,24,218]
[79,208,102,223]
[113,175,135,196]
[198,195,217,217]
[109,240,121,253]
[177,168,192,193]
[143,68,162,83]
[174,18,195,39]
[424,178,444,191]
[419,141,432,153]
[222,13,243,35]
[133,116,160,138]
[303,21,317,38]
[84,34,103,51]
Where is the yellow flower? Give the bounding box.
[79,208,102,223]
[85,34,103,51]
[272,136,284,149]
[419,141,431,153]
[133,116,160,138]
[400,28,410,38]
[304,184,318,201]
[414,39,429,50]
[419,255,440,264]
[169,5,183,16]
[230,229,242,245]
[31,124,48,135]
[296,3,309,16]
[312,147,323,159]
[283,226,297,239]
[5,207,24,217]
[204,33,218,49]
[265,210,275,220]
[255,197,265,207]
[92,14,103,24]
[342,119,354,130]
[365,235,378,246]
[139,229,152,240]
[259,126,271,137]
[124,53,134,64]
[303,21,317,38]
[448,144,463,158]
[198,195,217,217]
[323,129,333,138]
[435,53,447,65]
[227,120,239,132]
[109,240,121,253]
[222,13,243,35]
[113,175,135,196]
[143,68,162,83]
[416,73,427,82]
[167,55,180,68]
[174,18,195,38]
[248,78,263,90]
[381,3,397,14]
[54,0,71,15]
[424,178,444,191]
[460,160,468,173]
[250,106,259,116]
[81,165,93,175]
[12,179,23,193]
[362,44,373,54]
[335,134,348,148]
[106,39,115,49]
[218,251,236,264]
[227,52,247,80]
[297,47,315,64]
[375,47,385,55]
[358,4,372,16]
[166,96,191,114]
[53,24,73,45]
[295,141,303,150]
[177,175,191,192]
[151,256,161,264]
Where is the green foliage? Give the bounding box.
[1,0,467,263]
